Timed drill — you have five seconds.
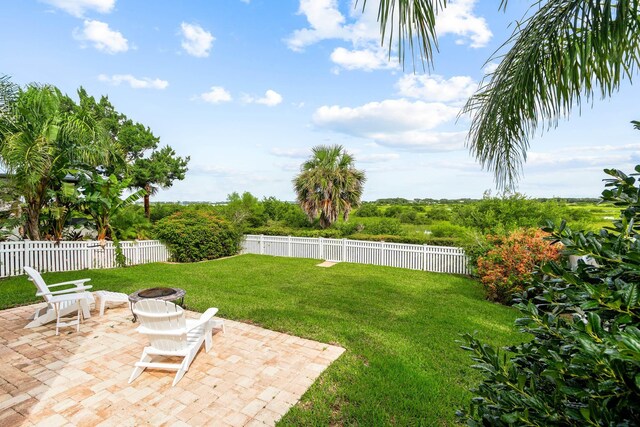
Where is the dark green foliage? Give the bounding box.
[459,165,640,426]
[348,233,460,247]
[451,193,567,234]
[154,210,241,262]
[148,203,197,222]
[221,192,267,229]
[398,209,417,224]
[428,222,468,238]
[353,203,380,217]
[110,205,151,240]
[247,226,343,238]
[362,218,403,235]
[426,206,452,221]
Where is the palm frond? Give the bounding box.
[463,0,640,189]
[362,0,446,70]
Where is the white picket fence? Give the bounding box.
[242,235,470,275]
[0,240,170,278]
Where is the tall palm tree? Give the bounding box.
[0,83,115,240]
[293,145,366,228]
[369,0,640,188]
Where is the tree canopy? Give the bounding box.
[293,145,366,228]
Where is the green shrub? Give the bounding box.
[451,193,568,234]
[458,166,640,425]
[398,210,417,224]
[362,218,403,235]
[347,233,461,247]
[426,206,452,221]
[353,203,380,217]
[428,222,468,237]
[149,203,185,222]
[333,221,364,236]
[154,210,241,262]
[247,226,343,238]
[111,205,152,240]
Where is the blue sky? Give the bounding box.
[2,0,640,202]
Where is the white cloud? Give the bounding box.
[180,23,214,57]
[313,99,465,152]
[526,144,640,170]
[41,0,114,17]
[436,0,492,48]
[74,20,128,54]
[396,74,477,102]
[330,47,398,72]
[270,148,310,158]
[314,99,459,133]
[198,86,232,104]
[285,0,347,52]
[244,90,283,107]
[98,74,168,89]
[370,131,466,151]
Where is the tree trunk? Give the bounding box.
[25,201,41,240]
[144,183,151,219]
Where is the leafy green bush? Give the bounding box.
[451,193,567,234]
[333,221,364,236]
[428,222,468,238]
[149,203,184,222]
[426,206,452,221]
[111,205,152,240]
[247,226,343,238]
[398,210,417,224]
[354,203,380,217]
[362,218,403,235]
[347,233,461,247]
[154,210,241,262]
[458,166,640,425]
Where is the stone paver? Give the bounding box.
[0,303,344,426]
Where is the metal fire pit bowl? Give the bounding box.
[128,287,186,322]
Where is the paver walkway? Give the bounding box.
[0,303,344,426]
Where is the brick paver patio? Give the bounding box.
[0,303,344,426]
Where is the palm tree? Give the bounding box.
[0,82,115,239]
[293,145,366,228]
[370,0,640,188]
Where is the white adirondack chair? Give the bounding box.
[24,266,95,335]
[129,299,219,387]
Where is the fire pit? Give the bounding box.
[128,287,186,322]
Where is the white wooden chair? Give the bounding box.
[24,266,94,335]
[129,299,219,386]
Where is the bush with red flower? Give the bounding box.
[476,228,560,303]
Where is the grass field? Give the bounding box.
[0,255,522,425]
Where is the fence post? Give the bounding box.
[287,236,292,257]
[259,235,264,255]
[319,237,324,260]
[86,243,92,270]
[342,239,347,262]
[24,240,31,270]
[423,245,427,271]
[380,242,386,266]
[135,241,141,265]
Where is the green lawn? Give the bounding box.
[0,254,522,425]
